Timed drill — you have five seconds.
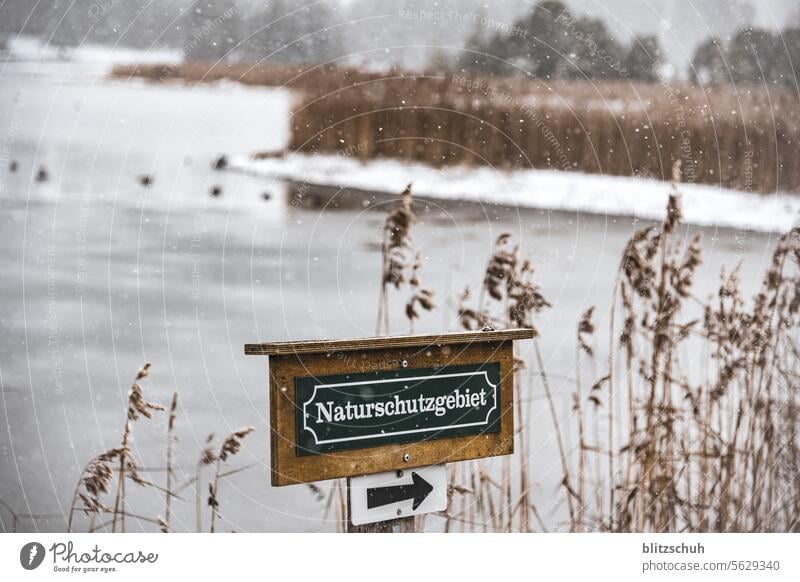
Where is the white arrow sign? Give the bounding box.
[349,465,447,526]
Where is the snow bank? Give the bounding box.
[229,153,800,234]
[2,35,181,66]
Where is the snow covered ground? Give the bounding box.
[1,34,182,66]
[231,153,800,234]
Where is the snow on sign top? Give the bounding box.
[245,329,533,486]
[244,328,535,355]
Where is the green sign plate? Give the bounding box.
[295,363,501,455]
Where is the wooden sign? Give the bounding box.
[296,362,500,455]
[245,329,533,486]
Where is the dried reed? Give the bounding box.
[163,392,178,532]
[65,367,255,533]
[376,184,434,335]
[443,182,799,533]
[207,427,255,533]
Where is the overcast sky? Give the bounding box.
[3,0,798,74]
[570,0,798,69]
[334,0,799,72]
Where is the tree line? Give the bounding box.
[691,28,800,87]
[0,0,342,63]
[457,1,662,82]
[2,0,799,88]
[457,0,800,88]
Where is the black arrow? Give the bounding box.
[367,472,434,510]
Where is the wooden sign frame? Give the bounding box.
[245,329,533,486]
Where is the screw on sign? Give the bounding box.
[245,328,533,531]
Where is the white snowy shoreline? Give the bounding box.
[230,153,800,234]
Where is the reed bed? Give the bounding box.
[439,174,800,533]
[65,364,255,533]
[274,176,795,534]
[4,168,798,532]
[112,61,800,193]
[308,179,800,533]
[288,75,800,194]
[110,61,402,98]
[376,184,435,335]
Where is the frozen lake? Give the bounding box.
[0,61,782,532]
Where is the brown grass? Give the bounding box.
[290,76,800,194]
[110,61,402,99]
[316,179,799,532]
[111,61,800,193]
[376,184,434,335]
[443,177,800,533]
[64,365,255,533]
[206,427,255,533]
